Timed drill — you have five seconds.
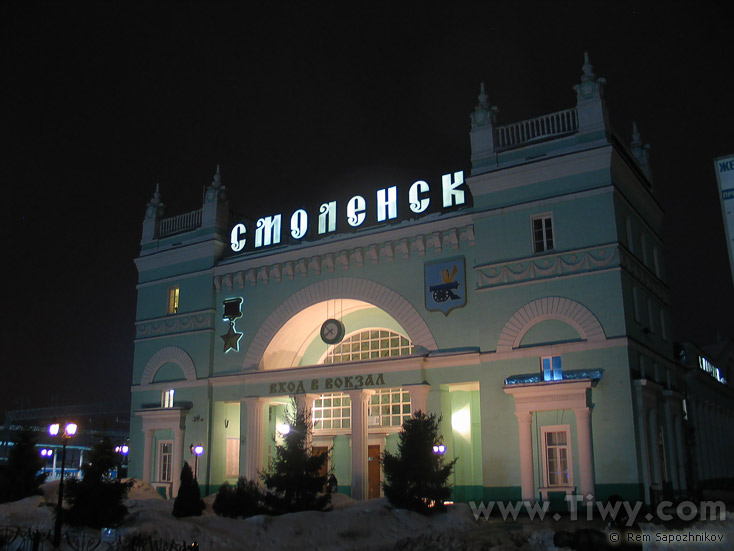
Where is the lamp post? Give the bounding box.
[190,444,204,479]
[49,422,77,549]
[115,444,129,480]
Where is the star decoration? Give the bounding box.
[221,323,243,353]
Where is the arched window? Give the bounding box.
[322,329,414,365]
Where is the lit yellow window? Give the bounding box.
[167,287,180,315]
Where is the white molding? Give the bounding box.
[242,278,438,370]
[140,346,198,385]
[496,297,606,353]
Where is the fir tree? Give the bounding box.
[212,477,265,518]
[64,435,131,528]
[261,399,331,515]
[0,427,47,503]
[172,462,205,518]
[382,410,457,514]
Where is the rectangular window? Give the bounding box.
[225,437,239,478]
[648,299,656,333]
[369,388,411,427]
[625,217,635,253]
[541,426,572,487]
[313,393,351,430]
[532,215,554,253]
[632,286,641,323]
[541,356,563,382]
[157,440,173,483]
[167,286,180,315]
[161,389,175,408]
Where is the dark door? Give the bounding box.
[368,445,381,499]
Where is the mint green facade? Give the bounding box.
[129,55,689,505]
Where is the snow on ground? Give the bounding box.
[0,480,732,551]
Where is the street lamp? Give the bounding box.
[49,422,77,549]
[115,444,130,479]
[432,444,446,455]
[190,444,204,479]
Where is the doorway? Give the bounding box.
[368,445,381,499]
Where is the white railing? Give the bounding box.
[496,108,578,150]
[159,209,202,237]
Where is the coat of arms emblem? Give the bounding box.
[425,257,466,315]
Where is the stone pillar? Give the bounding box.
[514,410,534,502]
[242,397,268,482]
[662,396,679,490]
[347,389,373,500]
[407,383,431,416]
[295,393,319,448]
[674,414,687,492]
[649,406,662,488]
[574,408,595,499]
[634,382,651,504]
[142,429,154,484]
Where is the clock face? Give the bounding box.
[320,318,345,345]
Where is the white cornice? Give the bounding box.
[215,215,475,275]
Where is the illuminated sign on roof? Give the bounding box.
[229,171,467,253]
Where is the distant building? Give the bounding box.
[0,402,130,480]
[677,339,734,489]
[128,54,731,504]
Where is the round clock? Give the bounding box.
[320,318,345,345]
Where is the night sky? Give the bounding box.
[3,2,734,419]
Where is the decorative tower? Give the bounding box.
[469,82,499,173]
[201,165,229,230]
[630,121,652,183]
[573,52,608,135]
[141,184,165,243]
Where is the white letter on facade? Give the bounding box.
[290,209,308,239]
[377,186,398,222]
[347,195,366,227]
[230,223,247,252]
[409,180,430,214]
[255,215,282,248]
[318,201,337,234]
[442,171,466,208]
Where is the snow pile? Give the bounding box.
[1,483,732,551]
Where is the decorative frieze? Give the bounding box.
[136,312,214,340]
[213,224,474,290]
[476,245,619,289]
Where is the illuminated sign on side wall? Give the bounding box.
[230,171,467,253]
[714,155,734,286]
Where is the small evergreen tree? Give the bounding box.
[172,462,205,518]
[261,399,331,515]
[212,477,265,518]
[0,428,47,503]
[382,411,457,514]
[64,435,131,528]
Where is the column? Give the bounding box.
[172,428,185,498]
[662,396,679,490]
[649,405,662,489]
[346,389,372,500]
[242,397,268,482]
[142,429,154,484]
[514,410,534,502]
[574,408,595,500]
[295,393,318,448]
[674,414,687,492]
[407,383,431,416]
[634,383,651,504]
